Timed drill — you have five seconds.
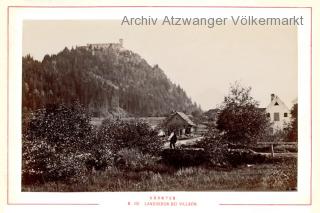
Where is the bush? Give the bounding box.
[226,149,267,166]
[261,158,297,190]
[193,128,270,167]
[24,103,92,150]
[195,128,229,167]
[85,143,114,172]
[161,148,211,168]
[114,148,158,172]
[22,103,93,184]
[97,119,164,155]
[216,82,270,146]
[284,104,298,142]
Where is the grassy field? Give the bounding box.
[22,158,296,192]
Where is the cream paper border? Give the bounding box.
[0,1,319,213]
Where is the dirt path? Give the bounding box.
[164,136,203,149]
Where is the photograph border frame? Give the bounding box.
[5,4,313,207]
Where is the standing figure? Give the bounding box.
[169,131,177,149]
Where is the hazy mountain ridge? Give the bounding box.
[22,44,201,116]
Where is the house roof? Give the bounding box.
[266,95,289,111]
[175,112,196,126]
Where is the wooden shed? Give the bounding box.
[164,112,197,136]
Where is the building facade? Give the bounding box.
[164,112,196,136]
[265,94,291,130]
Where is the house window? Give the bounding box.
[284,113,288,117]
[267,113,270,118]
[274,112,280,121]
[274,102,279,106]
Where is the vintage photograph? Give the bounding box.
[21,20,298,192]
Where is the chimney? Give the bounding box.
[271,94,275,101]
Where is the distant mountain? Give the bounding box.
[22,41,201,117]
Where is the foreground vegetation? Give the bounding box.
[22,83,297,191]
[22,157,296,192]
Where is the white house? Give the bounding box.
[265,94,291,130]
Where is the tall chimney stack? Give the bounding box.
[271,93,275,101]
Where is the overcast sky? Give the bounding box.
[23,20,297,110]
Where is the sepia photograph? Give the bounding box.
[21,20,298,192]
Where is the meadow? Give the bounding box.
[22,157,296,192]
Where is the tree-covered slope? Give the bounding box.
[22,45,200,117]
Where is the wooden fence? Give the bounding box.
[256,142,297,157]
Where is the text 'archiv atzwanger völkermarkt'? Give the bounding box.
[121,15,304,28]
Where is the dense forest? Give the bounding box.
[22,44,201,117]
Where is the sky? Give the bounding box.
[23,20,297,110]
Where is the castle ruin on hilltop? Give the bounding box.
[78,39,124,53]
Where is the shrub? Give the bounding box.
[216,82,271,146]
[226,149,267,167]
[261,158,297,190]
[24,103,92,151]
[22,103,93,184]
[284,103,298,142]
[85,143,114,171]
[161,148,210,168]
[114,148,158,172]
[196,128,229,167]
[195,128,269,167]
[22,138,90,184]
[97,119,164,155]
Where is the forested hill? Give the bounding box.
[22,43,201,117]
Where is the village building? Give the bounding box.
[163,111,197,136]
[265,94,291,130]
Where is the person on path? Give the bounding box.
[169,131,177,149]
